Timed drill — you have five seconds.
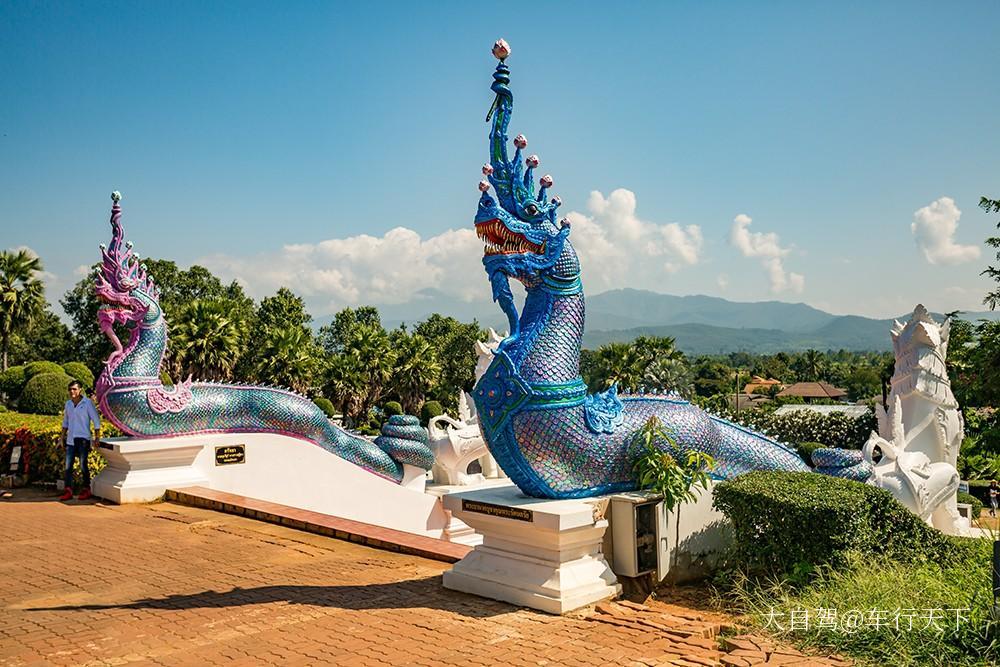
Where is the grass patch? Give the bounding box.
[716,537,998,666]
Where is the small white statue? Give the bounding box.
[428,329,508,485]
[865,305,968,536]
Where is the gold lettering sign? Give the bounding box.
[215,445,246,466]
[461,499,533,522]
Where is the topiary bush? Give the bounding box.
[0,365,27,400]
[23,361,66,381]
[312,397,336,418]
[957,491,983,519]
[713,470,957,576]
[419,400,443,426]
[793,441,826,467]
[61,362,95,393]
[383,401,403,417]
[18,372,73,416]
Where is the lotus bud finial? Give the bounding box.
[540,174,553,188]
[526,154,539,168]
[111,191,122,203]
[478,180,491,193]
[482,163,494,176]
[513,134,527,149]
[492,39,511,61]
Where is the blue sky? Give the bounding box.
[2,1,998,320]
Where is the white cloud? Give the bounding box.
[201,226,485,313]
[911,197,981,265]
[716,273,729,289]
[74,264,92,277]
[728,214,804,294]
[565,189,703,291]
[6,245,58,284]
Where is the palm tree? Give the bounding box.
[0,250,45,370]
[170,300,245,380]
[346,323,396,421]
[324,353,366,421]
[588,342,646,393]
[254,325,319,394]
[643,357,695,398]
[803,349,824,381]
[391,333,442,414]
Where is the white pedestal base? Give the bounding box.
[442,486,620,614]
[92,433,447,538]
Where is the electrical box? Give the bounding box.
[608,492,668,579]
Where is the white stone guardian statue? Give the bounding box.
[428,329,508,485]
[864,305,968,536]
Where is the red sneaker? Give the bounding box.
[59,488,74,501]
[77,488,92,501]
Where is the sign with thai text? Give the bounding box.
[215,445,246,466]
[461,499,533,522]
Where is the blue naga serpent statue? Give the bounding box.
[93,192,433,483]
[471,41,817,499]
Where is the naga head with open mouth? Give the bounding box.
[474,40,576,340]
[95,192,162,362]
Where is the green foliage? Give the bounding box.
[0,411,113,485]
[419,400,444,426]
[956,491,982,519]
[0,365,26,400]
[5,309,74,366]
[170,299,247,380]
[382,401,403,417]
[958,452,1000,481]
[412,314,485,410]
[18,372,73,415]
[254,325,320,394]
[792,441,826,467]
[981,195,1000,311]
[727,407,875,449]
[23,360,65,381]
[713,471,956,575]
[389,330,441,414]
[630,416,713,511]
[0,249,46,371]
[61,362,94,392]
[721,542,997,667]
[582,336,686,393]
[312,397,336,418]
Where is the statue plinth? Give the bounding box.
[441,486,620,614]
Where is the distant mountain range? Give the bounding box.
[314,288,1000,355]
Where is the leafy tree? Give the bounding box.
[323,320,395,422]
[389,330,442,414]
[6,307,74,365]
[981,196,1000,310]
[643,357,695,398]
[843,366,880,402]
[412,314,485,408]
[170,299,246,380]
[317,306,382,355]
[257,287,311,330]
[254,325,320,393]
[0,249,46,370]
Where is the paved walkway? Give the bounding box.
[0,489,846,666]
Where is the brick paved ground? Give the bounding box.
[0,489,847,666]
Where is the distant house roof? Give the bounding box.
[774,404,872,419]
[777,381,848,399]
[743,376,783,394]
[729,393,771,411]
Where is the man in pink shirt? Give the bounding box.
[60,379,101,501]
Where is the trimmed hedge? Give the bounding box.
[383,401,403,417]
[0,411,113,486]
[729,408,876,450]
[419,400,443,426]
[62,362,95,392]
[23,360,65,381]
[793,441,825,467]
[0,365,27,399]
[957,491,983,519]
[713,471,957,575]
[19,372,73,416]
[312,397,336,418]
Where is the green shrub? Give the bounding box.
[61,362,95,392]
[713,471,955,575]
[159,370,173,386]
[19,373,73,416]
[312,397,336,418]
[793,441,825,467]
[726,408,876,449]
[0,365,27,399]
[0,411,113,485]
[631,416,713,511]
[0,405,7,413]
[419,400,443,426]
[23,360,66,381]
[383,401,404,417]
[957,491,983,519]
[966,479,993,503]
